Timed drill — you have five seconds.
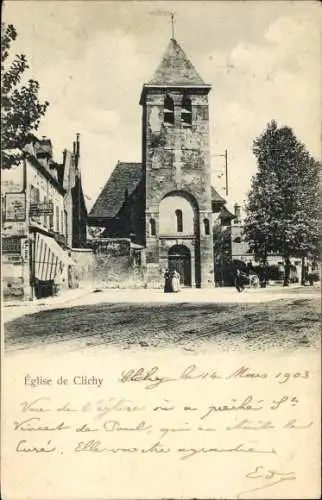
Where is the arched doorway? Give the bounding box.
[168,245,191,286]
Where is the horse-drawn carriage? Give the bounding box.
[235,270,260,291]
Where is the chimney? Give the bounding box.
[74,133,80,169]
[234,203,241,223]
[76,133,80,158]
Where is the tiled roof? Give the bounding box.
[89,162,142,219]
[211,186,226,203]
[220,205,236,219]
[148,38,205,86]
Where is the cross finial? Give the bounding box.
[170,12,175,39]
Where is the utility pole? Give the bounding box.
[224,148,228,196]
[211,149,229,288]
[170,13,175,39]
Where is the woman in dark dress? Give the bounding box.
[164,269,173,293]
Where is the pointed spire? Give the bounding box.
[147,38,205,86]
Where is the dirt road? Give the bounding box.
[4,292,320,353]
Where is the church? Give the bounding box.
[88,37,234,288]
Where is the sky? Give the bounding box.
[3,0,321,211]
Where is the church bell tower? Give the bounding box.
[140,38,214,288]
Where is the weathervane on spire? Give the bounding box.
[170,12,175,39]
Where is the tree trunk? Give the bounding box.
[283,257,291,286]
[300,256,306,286]
[259,258,268,288]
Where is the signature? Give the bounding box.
[237,465,296,498]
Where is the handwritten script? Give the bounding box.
[5,361,319,499]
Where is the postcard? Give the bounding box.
[1,1,321,499]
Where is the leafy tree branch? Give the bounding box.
[243,120,320,286]
[1,23,49,168]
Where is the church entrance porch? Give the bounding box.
[158,237,197,288]
[168,244,191,286]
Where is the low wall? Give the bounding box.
[144,263,164,289]
[71,243,148,289]
[70,248,95,282]
[91,254,145,289]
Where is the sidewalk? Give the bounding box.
[3,285,93,308]
[2,285,94,323]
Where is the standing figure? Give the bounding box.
[171,270,181,293]
[68,265,73,289]
[175,270,181,292]
[235,268,245,292]
[164,269,172,293]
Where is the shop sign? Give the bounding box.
[21,238,30,262]
[30,202,54,216]
[5,193,26,221]
[2,237,21,254]
[7,254,23,264]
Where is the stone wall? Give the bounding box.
[72,240,147,289]
[70,248,95,283]
[144,263,164,289]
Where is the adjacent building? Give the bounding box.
[59,134,88,249]
[214,204,313,285]
[2,134,87,300]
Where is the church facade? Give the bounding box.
[89,38,230,287]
